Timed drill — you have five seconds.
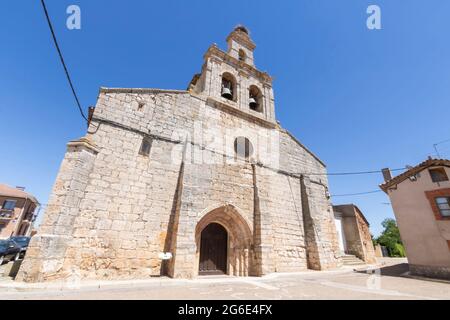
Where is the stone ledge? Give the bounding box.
[204,45,272,83]
[99,87,189,95]
[206,97,277,129]
[67,137,99,154]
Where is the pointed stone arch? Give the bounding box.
[195,204,254,276]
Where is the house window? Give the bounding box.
[2,200,17,211]
[435,197,450,217]
[429,168,448,183]
[234,137,253,159]
[139,137,152,156]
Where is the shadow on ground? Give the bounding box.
[355,263,409,278]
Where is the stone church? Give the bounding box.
[18,26,341,282]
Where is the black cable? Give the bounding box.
[330,190,382,197]
[37,2,413,199]
[92,116,409,178]
[40,0,88,123]
[301,167,406,176]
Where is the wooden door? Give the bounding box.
[199,223,227,275]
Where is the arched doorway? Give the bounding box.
[195,205,253,276]
[199,223,228,275]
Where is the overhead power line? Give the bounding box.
[40,0,88,123]
[434,138,450,146]
[37,1,410,188]
[302,167,406,177]
[433,138,450,158]
[330,190,382,197]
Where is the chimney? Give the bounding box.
[16,186,25,191]
[381,168,392,182]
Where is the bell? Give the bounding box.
[221,87,232,99]
[249,97,258,110]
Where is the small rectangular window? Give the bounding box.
[2,200,17,211]
[435,197,450,217]
[139,137,152,156]
[429,168,449,183]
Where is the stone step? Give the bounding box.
[341,257,364,261]
[342,258,364,262]
[343,261,366,265]
[340,254,366,266]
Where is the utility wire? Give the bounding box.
[40,0,88,124]
[92,116,408,178]
[434,138,450,146]
[301,167,406,177]
[330,190,382,197]
[433,138,450,158]
[36,1,429,199]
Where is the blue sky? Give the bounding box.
[1,1,450,236]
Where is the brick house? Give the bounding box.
[380,158,450,279]
[0,184,39,239]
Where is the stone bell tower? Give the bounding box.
[226,25,256,66]
[189,25,276,126]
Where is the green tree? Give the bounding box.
[376,218,406,257]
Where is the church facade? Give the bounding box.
[17,27,341,282]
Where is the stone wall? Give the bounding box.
[342,215,364,259]
[354,209,377,264]
[17,138,99,282]
[17,87,341,281]
[333,204,376,264]
[409,264,450,280]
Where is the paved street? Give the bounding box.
[0,259,449,300]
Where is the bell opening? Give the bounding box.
[221,87,233,100]
[221,78,234,100]
[249,86,262,113]
[249,97,258,111]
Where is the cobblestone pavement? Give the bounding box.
[1,259,449,300]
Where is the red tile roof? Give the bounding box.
[0,184,39,204]
[379,158,450,192]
